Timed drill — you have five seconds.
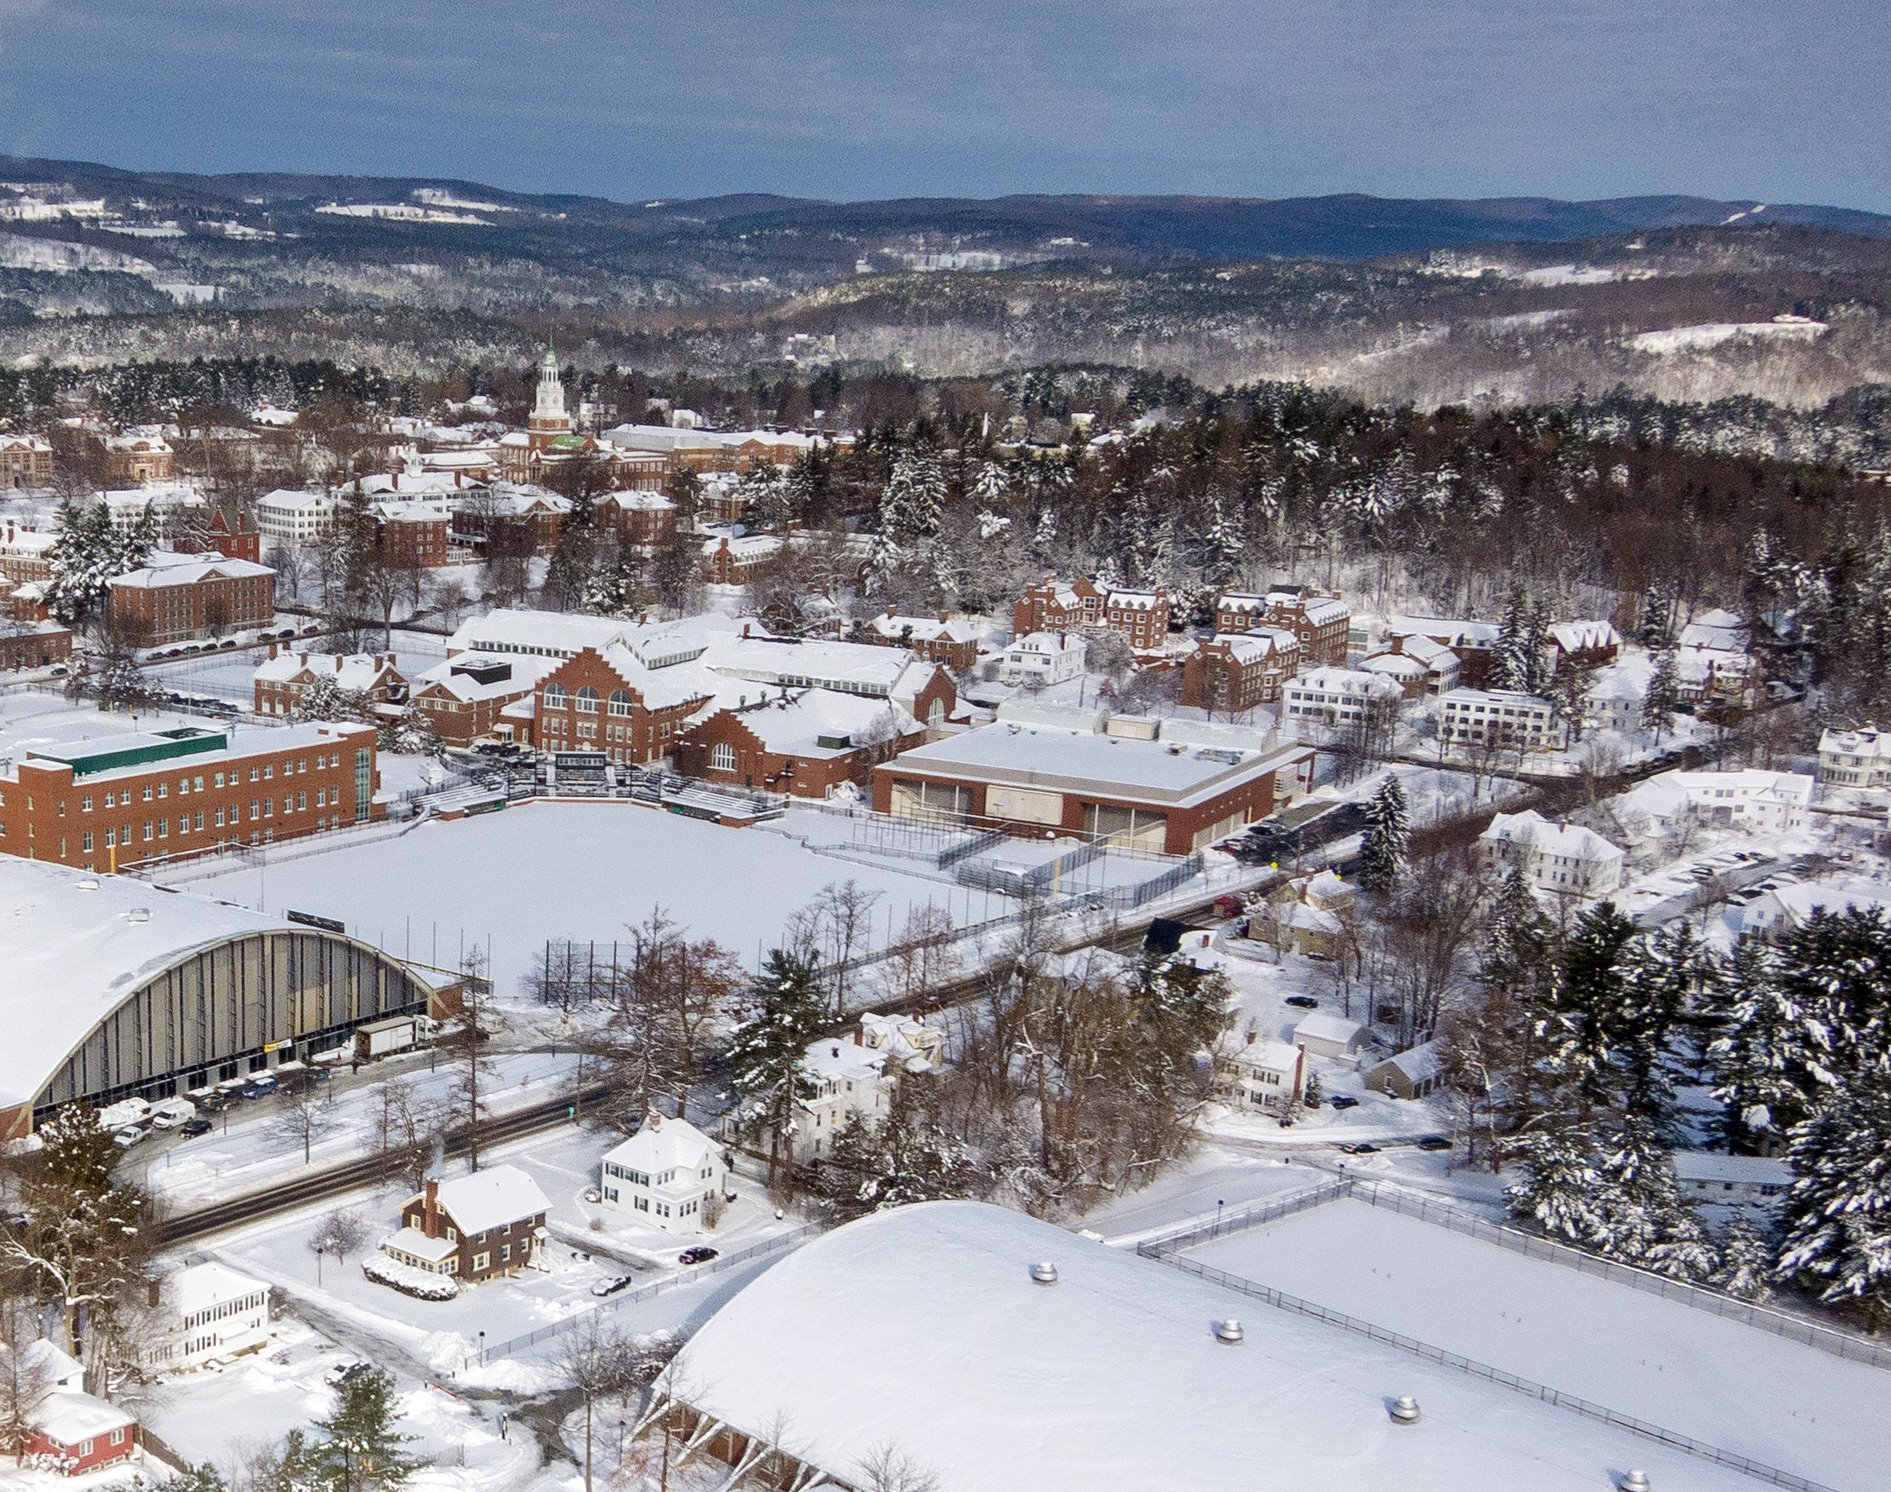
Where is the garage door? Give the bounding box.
[987,785,1064,826]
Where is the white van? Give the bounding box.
[150,1098,197,1130]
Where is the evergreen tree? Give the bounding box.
[1615,922,1717,1143]
[1491,587,1532,691]
[1356,776,1409,894]
[1640,649,1680,741]
[1506,1125,1610,1244]
[726,946,830,1188]
[1634,585,1675,648]
[1776,1069,1891,1326]
[1708,935,1820,1146]
[820,1084,976,1217]
[312,1368,414,1492]
[1536,902,1639,1114]
[1711,1215,1775,1300]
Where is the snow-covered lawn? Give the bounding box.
[209,1122,802,1375]
[178,799,989,990]
[1185,1196,1878,1491]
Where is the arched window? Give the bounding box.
[608,689,633,717]
[575,685,600,714]
[927,697,945,728]
[543,683,567,710]
[710,743,736,773]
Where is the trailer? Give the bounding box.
[352,1015,423,1062]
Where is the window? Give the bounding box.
[608,689,632,716]
[710,743,736,773]
[575,686,600,713]
[472,1251,490,1272]
[544,683,567,709]
[82,832,93,852]
[157,782,168,799]
[80,795,91,812]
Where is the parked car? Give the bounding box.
[239,1075,279,1099]
[1327,1095,1360,1110]
[590,1276,634,1298]
[678,1247,719,1266]
[1415,1137,1453,1152]
[112,1125,149,1149]
[1339,1142,1380,1155]
[149,1098,197,1129]
[180,1118,213,1138]
[322,1362,371,1387]
[1284,995,1320,1009]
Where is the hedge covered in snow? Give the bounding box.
[363,1251,459,1300]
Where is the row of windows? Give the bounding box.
[183,1292,267,1331]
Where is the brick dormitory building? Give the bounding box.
[107,555,276,647]
[0,722,381,871]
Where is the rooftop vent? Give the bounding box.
[1029,1261,1058,1286]
[127,908,151,924]
[75,877,99,891]
[1389,1395,1420,1425]
[1214,1319,1245,1345]
[1618,1474,1650,1492]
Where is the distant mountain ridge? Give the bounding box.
[2,153,1887,263]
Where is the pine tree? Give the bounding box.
[726,946,830,1189]
[1634,586,1675,648]
[1536,902,1639,1114]
[1615,922,1716,1143]
[1709,935,1821,1145]
[313,1367,415,1492]
[820,1085,975,1217]
[1776,1069,1891,1326]
[1711,1215,1775,1300]
[1506,1125,1610,1244]
[1491,588,1532,691]
[1356,776,1409,894]
[1641,649,1679,741]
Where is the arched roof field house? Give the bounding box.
[0,858,456,1137]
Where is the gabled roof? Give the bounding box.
[602,1114,717,1174]
[167,1260,267,1317]
[416,1164,550,1234]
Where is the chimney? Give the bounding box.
[853,1025,863,1045]
[147,1278,162,1309]
[268,642,278,660]
[423,1178,439,1233]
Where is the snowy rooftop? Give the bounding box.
[601,1114,717,1175]
[1482,810,1623,863]
[413,652,559,703]
[711,690,908,757]
[1670,1151,1791,1187]
[254,651,401,692]
[9,719,371,786]
[112,555,272,588]
[0,859,286,1106]
[1292,1010,1367,1045]
[1388,614,1501,647]
[887,723,1294,806]
[166,1260,267,1318]
[447,608,633,660]
[670,1200,1738,1492]
[418,1164,549,1235]
[29,1388,134,1443]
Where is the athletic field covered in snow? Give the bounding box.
[178,800,1005,990]
[1185,1194,1876,1492]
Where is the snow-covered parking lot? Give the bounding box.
[1185,1196,1878,1491]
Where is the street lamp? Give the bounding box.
[477,1329,486,1365]
[1216,1198,1225,1235]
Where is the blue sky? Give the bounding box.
[1,0,1887,209]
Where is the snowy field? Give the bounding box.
[179,800,991,990]
[1186,1197,1877,1491]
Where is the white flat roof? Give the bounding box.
[887,724,1297,808]
[670,1201,1737,1492]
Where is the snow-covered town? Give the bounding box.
[1,11,1889,1492]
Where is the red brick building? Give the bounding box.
[1103,587,1172,651]
[409,654,559,748]
[170,507,262,565]
[103,434,175,485]
[1012,577,1104,636]
[600,491,678,546]
[531,646,712,764]
[1179,629,1301,713]
[674,691,922,798]
[253,647,407,717]
[0,433,53,487]
[0,721,380,871]
[456,489,568,557]
[863,610,979,673]
[873,724,1314,856]
[387,1167,550,1285]
[106,556,275,647]
[0,622,72,672]
[702,534,782,587]
[374,502,451,569]
[1246,588,1350,667]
